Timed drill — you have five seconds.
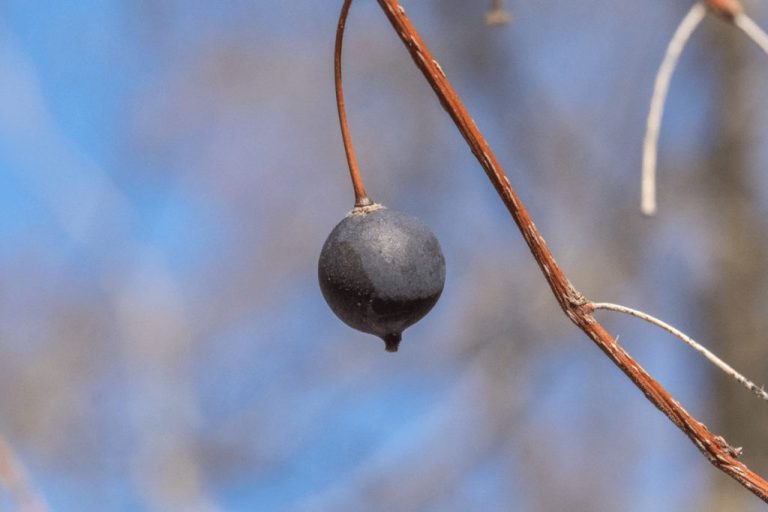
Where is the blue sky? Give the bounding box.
[0,1,767,511]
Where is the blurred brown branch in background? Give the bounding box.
[0,436,47,512]
[0,31,219,511]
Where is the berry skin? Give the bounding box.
[318,204,446,352]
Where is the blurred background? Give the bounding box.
[0,0,767,510]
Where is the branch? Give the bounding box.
[592,303,768,402]
[375,0,768,502]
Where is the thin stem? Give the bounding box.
[376,0,768,501]
[592,303,768,401]
[734,13,768,56]
[335,0,372,207]
[642,3,707,216]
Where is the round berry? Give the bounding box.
[318,205,445,352]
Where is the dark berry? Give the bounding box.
[318,204,446,352]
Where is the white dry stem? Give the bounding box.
[734,13,768,56]
[592,302,768,402]
[642,3,707,216]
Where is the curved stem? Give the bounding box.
[592,302,768,402]
[642,3,706,216]
[642,1,765,216]
[335,0,372,207]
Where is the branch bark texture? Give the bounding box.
[374,0,768,502]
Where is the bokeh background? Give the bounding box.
[0,1,767,510]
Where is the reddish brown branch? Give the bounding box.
[375,0,768,502]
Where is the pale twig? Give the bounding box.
[734,13,768,56]
[592,302,768,402]
[642,3,707,216]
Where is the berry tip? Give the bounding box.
[384,333,402,353]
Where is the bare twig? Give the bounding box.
[642,3,707,216]
[375,0,768,501]
[592,303,768,402]
[734,13,768,56]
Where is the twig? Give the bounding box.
[375,0,768,501]
[734,13,768,56]
[592,303,768,401]
[642,3,707,216]
[335,0,372,207]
